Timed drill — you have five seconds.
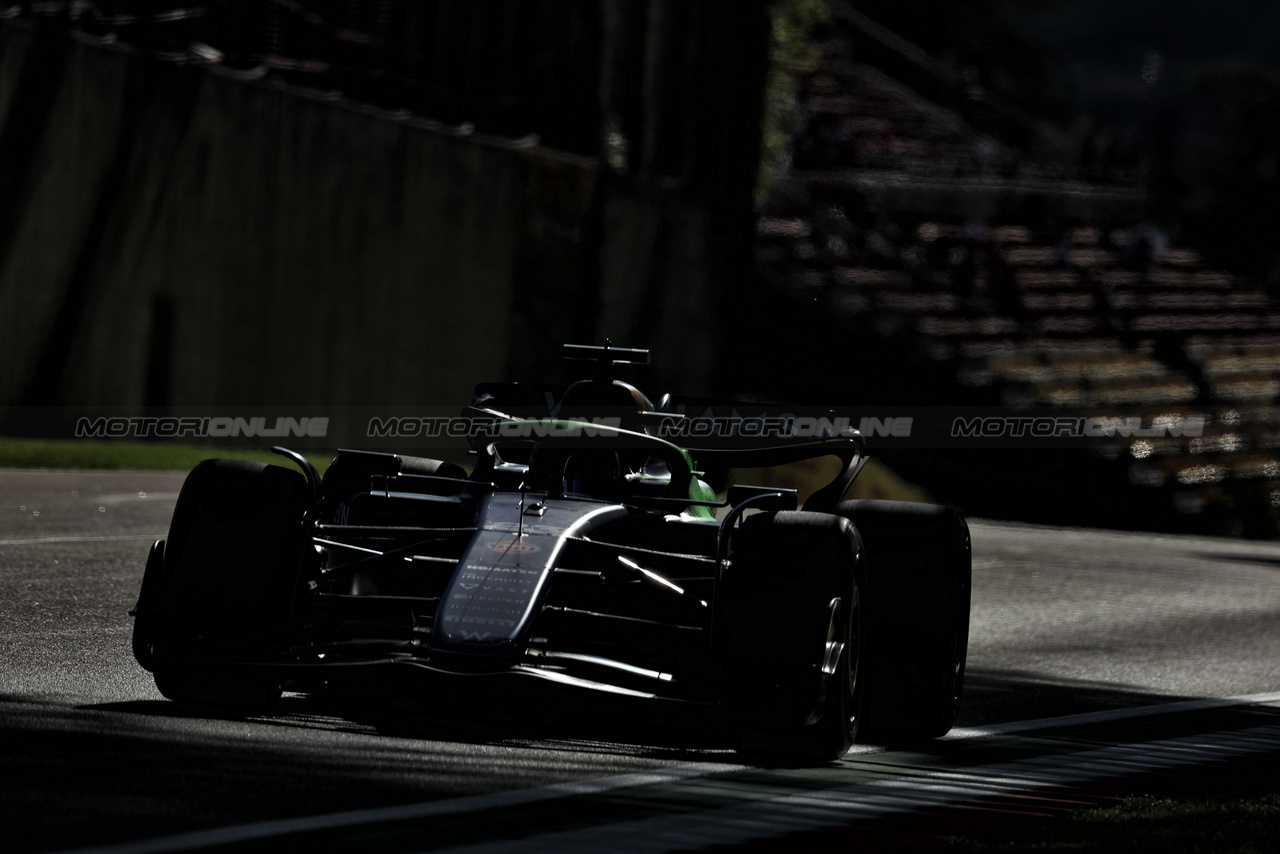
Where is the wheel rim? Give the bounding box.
[949,520,972,718]
[847,580,863,739]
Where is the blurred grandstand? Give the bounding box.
[742,4,1280,536]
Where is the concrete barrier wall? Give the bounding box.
[0,22,731,446]
[0,23,568,419]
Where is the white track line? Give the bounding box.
[944,690,1280,740]
[54,694,1280,854]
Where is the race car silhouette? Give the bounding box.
[131,344,970,761]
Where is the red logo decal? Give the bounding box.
[488,539,540,555]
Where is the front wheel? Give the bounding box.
[135,459,308,712]
[723,511,866,762]
[834,500,970,740]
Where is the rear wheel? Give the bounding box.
[137,459,309,711]
[723,511,865,762]
[833,500,970,739]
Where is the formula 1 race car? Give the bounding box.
[131,344,970,761]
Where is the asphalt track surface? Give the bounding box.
[2,469,1279,853]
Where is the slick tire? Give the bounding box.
[833,500,970,740]
[724,511,865,762]
[142,459,309,711]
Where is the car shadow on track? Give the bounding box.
[958,668,1198,728]
[80,668,1197,759]
[1193,551,1280,570]
[5,693,731,854]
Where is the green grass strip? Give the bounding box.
[0,436,335,473]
